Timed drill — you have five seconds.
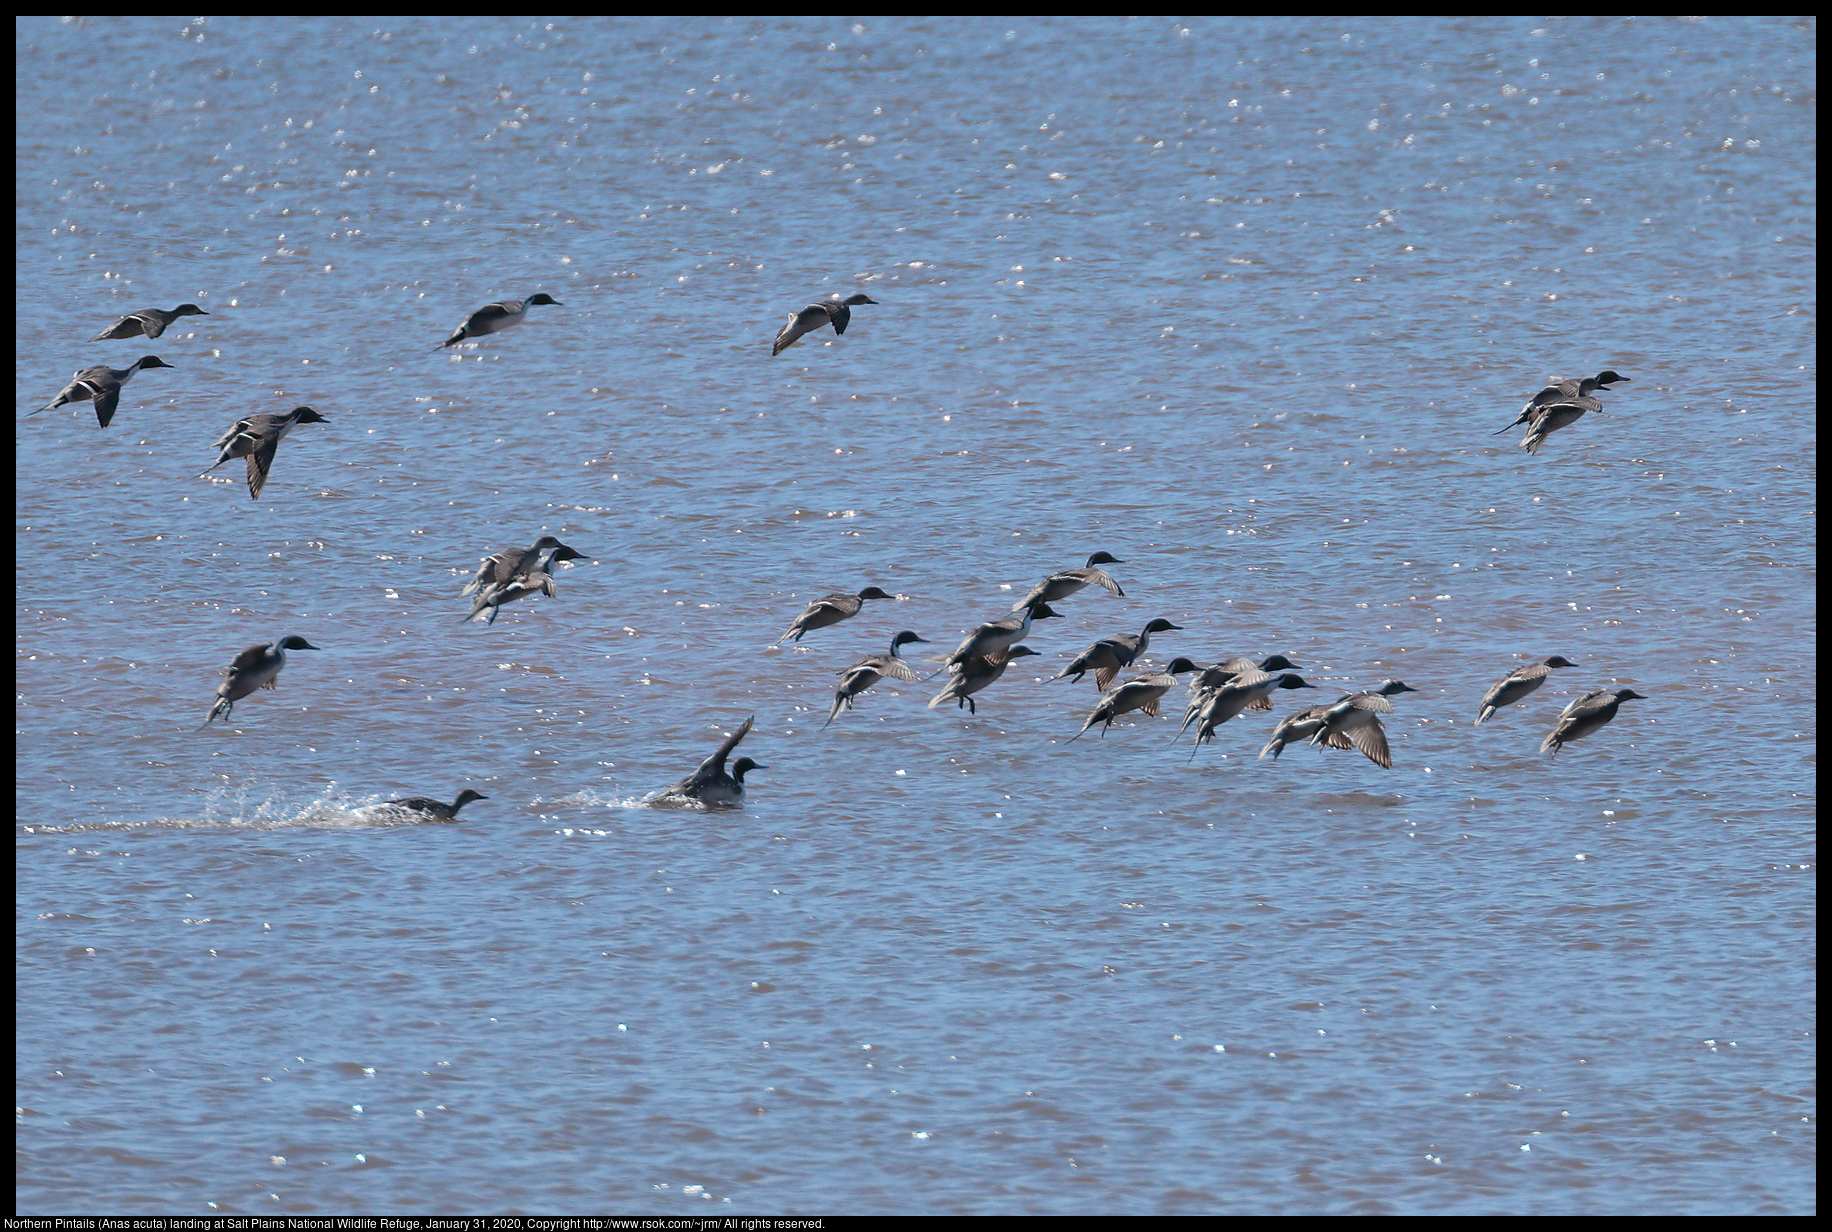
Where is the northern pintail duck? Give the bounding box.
[1539,687,1646,756]
[1258,702,1335,761]
[1495,370,1630,436]
[381,788,488,821]
[1070,657,1203,741]
[463,536,585,597]
[1305,679,1418,769]
[771,293,878,356]
[1177,654,1303,737]
[438,293,563,348]
[1012,552,1125,610]
[937,598,1060,678]
[655,715,764,807]
[91,303,208,341]
[202,635,318,727]
[462,543,586,625]
[1184,671,1316,755]
[824,630,929,728]
[1520,396,1604,455]
[31,356,173,428]
[928,646,1039,715]
[200,406,328,499]
[776,586,894,644]
[1258,678,1411,761]
[1476,656,1578,725]
[1053,619,1182,691]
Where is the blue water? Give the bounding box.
[15,15,1815,1215]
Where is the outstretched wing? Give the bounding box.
[224,643,269,676]
[772,304,831,356]
[246,434,281,499]
[93,383,122,428]
[692,715,755,780]
[876,657,920,683]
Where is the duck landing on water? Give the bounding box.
[651,716,765,807]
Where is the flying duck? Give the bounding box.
[655,716,764,807]
[771,293,878,356]
[1305,680,1418,769]
[202,635,318,727]
[463,536,586,598]
[1177,654,1304,737]
[380,789,488,821]
[928,646,1039,715]
[1184,671,1316,755]
[200,406,328,499]
[1052,618,1182,691]
[1495,369,1630,436]
[1539,688,1646,756]
[776,586,894,644]
[1012,552,1125,610]
[1476,656,1578,725]
[462,543,586,625]
[937,598,1060,678]
[31,356,174,428]
[1260,679,1414,761]
[1070,657,1204,741]
[1520,396,1605,455]
[438,293,563,348]
[824,630,929,728]
[91,303,208,341]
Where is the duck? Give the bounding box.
[1305,680,1418,769]
[1177,654,1304,737]
[824,631,929,728]
[199,406,328,499]
[1539,687,1646,756]
[1260,679,1414,761]
[463,536,586,598]
[776,586,894,644]
[462,543,586,625]
[1012,551,1125,610]
[937,598,1060,677]
[379,789,488,821]
[91,303,208,341]
[655,716,764,807]
[1070,657,1204,741]
[771,293,878,356]
[1494,369,1630,436]
[438,293,563,348]
[1184,671,1316,755]
[928,646,1039,715]
[31,356,174,428]
[1476,656,1578,725]
[201,635,318,727]
[1052,618,1182,691]
[1257,702,1336,762]
[1521,395,1607,455]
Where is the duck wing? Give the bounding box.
[690,715,754,781]
[92,382,123,428]
[772,304,832,356]
[245,433,281,499]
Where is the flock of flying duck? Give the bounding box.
[26,290,1645,815]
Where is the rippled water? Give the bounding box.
[15,15,1815,1216]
